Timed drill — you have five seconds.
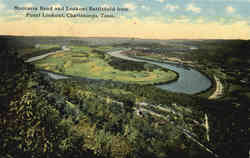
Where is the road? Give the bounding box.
[209,75,223,99]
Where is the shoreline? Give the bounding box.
[30,49,179,86]
[27,47,212,95]
[39,68,179,86]
[125,54,214,96]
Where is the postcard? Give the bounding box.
[0,0,249,158]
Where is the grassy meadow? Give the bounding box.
[35,45,177,85]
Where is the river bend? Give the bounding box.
[26,49,212,94]
[108,50,212,94]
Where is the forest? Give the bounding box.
[0,36,249,158]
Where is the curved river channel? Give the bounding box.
[27,49,212,94]
[108,50,212,94]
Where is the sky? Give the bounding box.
[0,0,250,39]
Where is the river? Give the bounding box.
[108,50,212,94]
[27,48,212,94]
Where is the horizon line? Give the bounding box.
[0,34,247,41]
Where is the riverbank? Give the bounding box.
[25,49,63,63]
[116,52,212,95]
[130,54,217,97]
[126,55,193,69]
[34,47,178,85]
[26,47,211,95]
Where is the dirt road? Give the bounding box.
[209,75,223,99]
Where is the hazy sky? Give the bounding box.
[0,0,250,39]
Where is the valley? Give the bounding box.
[0,36,249,158]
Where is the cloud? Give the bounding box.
[165,4,179,12]
[23,3,33,8]
[1,17,250,40]
[124,3,137,10]
[1,14,250,40]
[0,0,5,10]
[186,4,201,13]
[172,16,190,23]
[226,6,235,13]
[141,5,150,11]
[101,4,112,8]
[49,4,62,8]
[195,17,205,24]
[155,0,165,3]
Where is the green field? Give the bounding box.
[35,46,177,85]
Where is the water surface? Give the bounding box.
[108,50,212,94]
